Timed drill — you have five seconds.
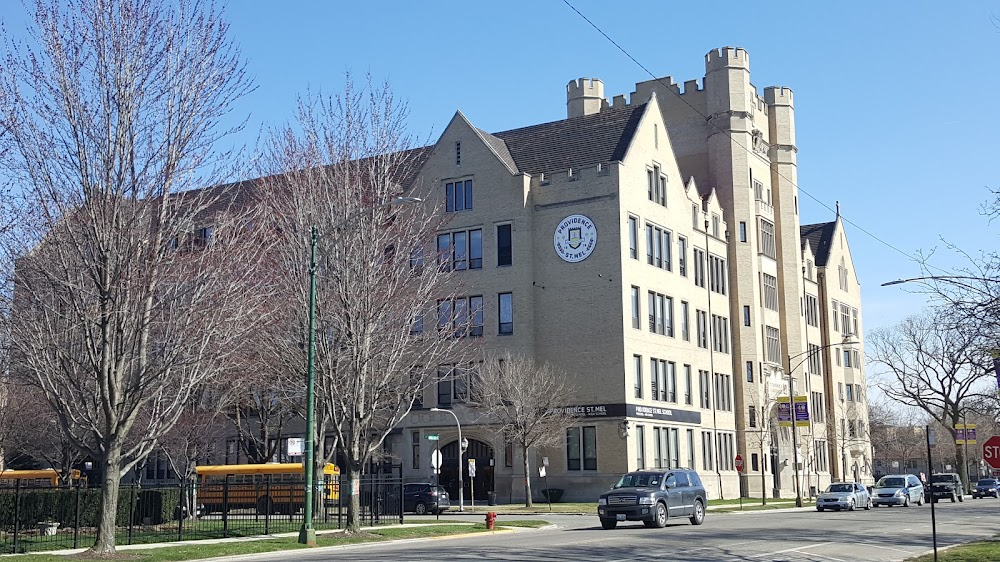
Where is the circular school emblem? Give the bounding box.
[553,214,597,263]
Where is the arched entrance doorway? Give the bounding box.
[441,438,494,501]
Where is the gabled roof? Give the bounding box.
[474,127,518,174]
[489,103,647,174]
[800,221,837,267]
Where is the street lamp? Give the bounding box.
[430,407,467,511]
[299,195,422,546]
[881,275,993,288]
[780,335,859,508]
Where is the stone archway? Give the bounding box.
[441,438,495,501]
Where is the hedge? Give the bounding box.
[0,486,180,529]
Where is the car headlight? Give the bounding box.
[638,496,655,505]
[598,498,607,505]
[894,490,905,497]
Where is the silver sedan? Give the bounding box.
[816,482,872,512]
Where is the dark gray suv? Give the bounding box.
[597,468,707,529]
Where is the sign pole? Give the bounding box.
[926,425,938,562]
[435,444,440,521]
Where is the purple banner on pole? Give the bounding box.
[777,398,792,427]
[793,396,810,427]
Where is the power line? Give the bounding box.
[561,0,953,277]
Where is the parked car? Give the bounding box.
[871,474,924,507]
[399,483,450,514]
[597,468,707,530]
[816,482,872,512]
[926,473,964,503]
[972,478,1000,499]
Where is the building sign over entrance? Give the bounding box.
[553,214,597,262]
[551,403,702,425]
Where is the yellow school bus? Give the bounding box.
[195,463,340,515]
[0,469,82,487]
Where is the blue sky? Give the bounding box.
[5,1,998,335]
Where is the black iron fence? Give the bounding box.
[0,475,403,554]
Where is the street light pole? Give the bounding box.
[298,225,319,547]
[431,407,465,511]
[298,196,421,546]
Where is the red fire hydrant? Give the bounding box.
[485,511,497,530]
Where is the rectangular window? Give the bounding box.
[739,221,747,242]
[841,304,851,336]
[636,425,646,469]
[453,231,467,270]
[844,350,853,369]
[644,223,672,270]
[650,358,663,401]
[438,229,483,272]
[565,426,598,471]
[470,296,484,336]
[633,355,643,399]
[805,294,819,327]
[709,254,727,295]
[693,248,706,288]
[702,431,714,471]
[687,429,695,469]
[445,180,473,212]
[711,314,730,353]
[838,382,844,401]
[746,361,754,383]
[662,229,672,271]
[469,229,483,269]
[410,246,425,273]
[498,293,513,335]
[749,406,757,428]
[743,305,751,327]
[712,214,720,238]
[678,237,688,277]
[699,370,711,409]
[681,301,690,341]
[411,431,421,469]
[765,325,781,364]
[846,383,854,401]
[809,344,822,376]
[751,453,759,472]
[496,224,512,266]
[852,308,859,336]
[437,234,451,272]
[566,427,581,470]
[647,291,671,336]
[628,216,638,260]
[758,219,776,259]
[667,362,677,402]
[762,274,779,311]
[684,365,692,405]
[665,296,674,337]
[437,366,452,406]
[832,299,839,332]
[696,310,708,349]
[631,286,641,329]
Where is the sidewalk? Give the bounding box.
[22,522,520,558]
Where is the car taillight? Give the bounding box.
[428,490,438,496]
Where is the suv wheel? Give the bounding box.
[865,497,872,510]
[689,500,705,525]
[415,502,427,515]
[917,495,924,506]
[903,496,910,507]
[600,518,617,530]
[653,502,668,528]
[951,493,957,503]
[958,493,964,503]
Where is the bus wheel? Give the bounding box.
[256,496,275,515]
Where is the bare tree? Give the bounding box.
[867,310,993,492]
[0,0,256,553]
[743,381,779,504]
[474,351,576,507]
[257,76,462,532]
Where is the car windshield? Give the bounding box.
[877,477,906,488]
[931,475,955,483]
[826,484,854,493]
[614,473,662,489]
[978,479,996,486]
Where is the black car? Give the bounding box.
[597,468,707,529]
[400,483,451,515]
[926,473,964,503]
[973,478,1000,499]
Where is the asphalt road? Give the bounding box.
[228,498,1000,562]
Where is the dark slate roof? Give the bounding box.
[489,103,647,174]
[800,221,837,267]
[475,128,517,173]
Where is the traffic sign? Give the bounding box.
[431,450,442,469]
[468,458,476,477]
[734,454,744,473]
[983,436,1000,470]
[426,434,439,441]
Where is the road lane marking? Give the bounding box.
[748,542,833,558]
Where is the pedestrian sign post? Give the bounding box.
[734,454,744,510]
[468,459,476,512]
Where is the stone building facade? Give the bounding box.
[388,46,871,503]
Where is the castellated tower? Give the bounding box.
[566,78,607,118]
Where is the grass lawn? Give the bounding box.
[906,540,1000,561]
[5,521,546,562]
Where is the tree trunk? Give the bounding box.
[522,443,532,508]
[346,465,362,532]
[91,445,122,554]
[955,442,968,493]
[760,442,767,505]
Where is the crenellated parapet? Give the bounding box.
[705,46,750,73]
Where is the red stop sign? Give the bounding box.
[735,454,744,473]
[984,436,1000,469]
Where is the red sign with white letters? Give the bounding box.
[983,436,1000,470]
[735,454,745,473]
